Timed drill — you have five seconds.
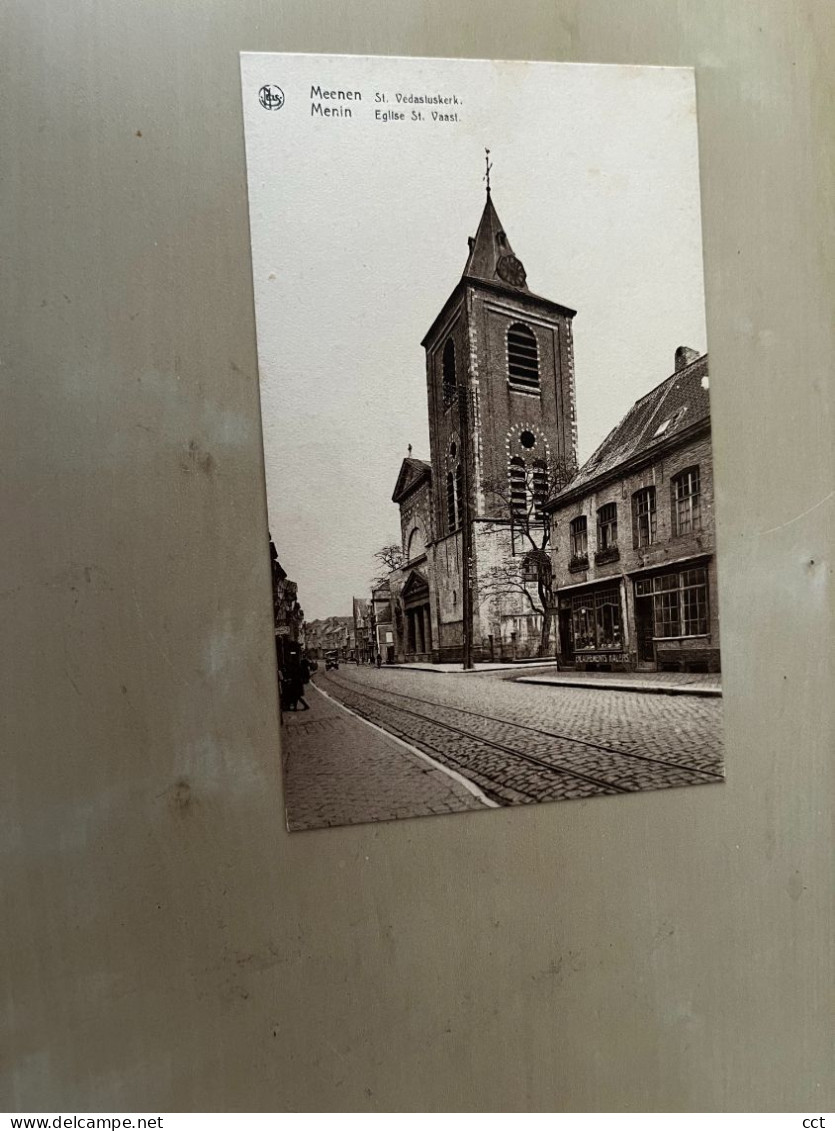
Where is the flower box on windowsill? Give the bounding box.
[568,554,589,573]
[594,546,620,565]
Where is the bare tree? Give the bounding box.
[370,542,404,588]
[479,456,573,657]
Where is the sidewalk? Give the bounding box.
[382,660,721,696]
[517,670,721,697]
[281,682,490,830]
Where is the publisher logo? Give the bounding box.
[259,84,285,111]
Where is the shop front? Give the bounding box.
[557,580,630,671]
[630,557,720,673]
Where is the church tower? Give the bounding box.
[423,186,578,528]
[418,179,579,661]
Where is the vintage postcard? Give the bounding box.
[240,53,724,831]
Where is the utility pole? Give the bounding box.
[369,601,377,665]
[458,381,474,671]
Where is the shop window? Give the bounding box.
[566,588,623,652]
[672,467,702,536]
[633,486,657,548]
[442,338,456,407]
[507,323,540,392]
[634,567,709,638]
[681,568,709,635]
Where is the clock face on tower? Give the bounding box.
[496,253,527,287]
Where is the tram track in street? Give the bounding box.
[319,671,721,805]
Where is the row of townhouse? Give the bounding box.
[304,616,355,660]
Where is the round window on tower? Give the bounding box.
[520,430,537,449]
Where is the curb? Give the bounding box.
[516,676,722,698]
[383,662,559,676]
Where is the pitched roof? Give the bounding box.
[551,352,710,503]
[392,456,432,503]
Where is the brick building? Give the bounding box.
[388,188,578,662]
[545,348,720,673]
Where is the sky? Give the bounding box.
[241,54,708,621]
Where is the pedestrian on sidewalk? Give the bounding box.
[375,653,382,670]
[286,657,310,711]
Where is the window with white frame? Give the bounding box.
[634,567,709,638]
[633,486,657,547]
[570,515,588,558]
[671,467,702,536]
[597,502,618,550]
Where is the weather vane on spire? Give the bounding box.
[484,147,492,195]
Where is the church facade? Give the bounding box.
[387,190,579,663]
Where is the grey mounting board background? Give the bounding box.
[2,0,833,1113]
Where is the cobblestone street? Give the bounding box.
[282,666,724,828]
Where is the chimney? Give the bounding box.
[675,346,700,372]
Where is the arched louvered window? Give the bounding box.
[442,338,456,407]
[507,323,540,392]
[510,456,548,523]
[510,457,527,519]
[532,459,548,521]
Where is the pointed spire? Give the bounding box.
[462,188,528,290]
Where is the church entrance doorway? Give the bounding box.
[401,571,433,661]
